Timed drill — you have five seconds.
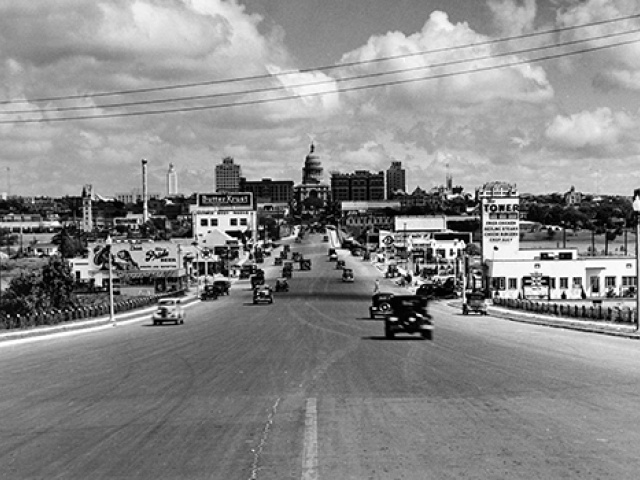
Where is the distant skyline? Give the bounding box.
[1,0,640,197]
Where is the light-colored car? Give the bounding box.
[153,298,185,325]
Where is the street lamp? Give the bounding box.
[633,193,640,330]
[105,235,116,325]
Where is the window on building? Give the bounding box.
[230,218,237,226]
[211,219,218,227]
[200,218,208,227]
[605,276,616,288]
[540,252,553,260]
[508,278,517,289]
[572,277,582,287]
[492,277,506,290]
[558,252,573,260]
[549,277,556,289]
[623,276,637,287]
[560,277,569,289]
[240,218,247,226]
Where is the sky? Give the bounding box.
[2,0,640,198]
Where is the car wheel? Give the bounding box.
[153,320,158,326]
[422,330,433,340]
[385,323,394,339]
[379,302,391,313]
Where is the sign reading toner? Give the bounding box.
[197,193,253,208]
[482,197,520,260]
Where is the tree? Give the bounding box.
[0,256,76,317]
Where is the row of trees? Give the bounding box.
[1,256,76,317]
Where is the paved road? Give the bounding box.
[2,233,640,479]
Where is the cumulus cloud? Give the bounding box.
[487,0,537,36]
[545,107,634,149]
[555,0,640,91]
[336,10,553,112]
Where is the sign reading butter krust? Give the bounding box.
[481,197,520,260]
[197,193,253,208]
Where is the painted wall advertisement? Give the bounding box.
[482,197,520,260]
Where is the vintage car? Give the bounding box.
[369,292,394,318]
[213,279,231,295]
[329,252,338,262]
[200,284,220,301]
[463,291,487,315]
[335,259,346,270]
[282,266,293,278]
[284,244,291,253]
[342,268,354,282]
[250,273,265,289]
[275,278,289,292]
[240,264,257,279]
[384,295,433,340]
[253,285,274,304]
[385,264,400,278]
[292,252,302,262]
[274,257,283,266]
[152,298,185,325]
[300,258,312,270]
[328,247,336,257]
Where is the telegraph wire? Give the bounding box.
[0,11,639,106]
[2,35,638,125]
[2,25,639,116]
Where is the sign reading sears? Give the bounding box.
[198,193,253,208]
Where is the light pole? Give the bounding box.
[633,193,640,330]
[192,241,200,298]
[105,236,116,325]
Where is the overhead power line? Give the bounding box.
[2,25,639,116]
[1,11,639,106]
[2,35,638,125]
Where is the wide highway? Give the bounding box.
[2,232,640,479]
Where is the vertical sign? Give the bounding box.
[482,197,520,261]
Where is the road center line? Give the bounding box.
[302,397,318,480]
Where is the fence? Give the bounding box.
[0,290,187,330]
[493,297,637,324]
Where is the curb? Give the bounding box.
[447,300,640,339]
[0,294,200,345]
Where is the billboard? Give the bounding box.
[90,241,182,271]
[482,197,520,260]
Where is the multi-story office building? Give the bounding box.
[166,163,178,196]
[386,161,406,199]
[215,157,241,193]
[330,170,385,202]
[115,189,161,205]
[239,178,294,204]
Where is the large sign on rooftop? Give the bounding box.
[197,193,253,208]
[481,197,520,261]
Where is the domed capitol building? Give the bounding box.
[294,142,330,211]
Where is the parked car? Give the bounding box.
[213,279,231,295]
[336,259,346,270]
[384,295,433,340]
[300,258,312,270]
[462,291,487,315]
[385,265,400,278]
[200,285,220,301]
[274,257,283,266]
[369,292,394,319]
[342,268,354,282]
[275,278,289,292]
[152,298,185,325]
[253,285,274,304]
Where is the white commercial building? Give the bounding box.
[190,192,257,247]
[480,182,637,300]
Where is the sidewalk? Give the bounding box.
[483,301,640,339]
